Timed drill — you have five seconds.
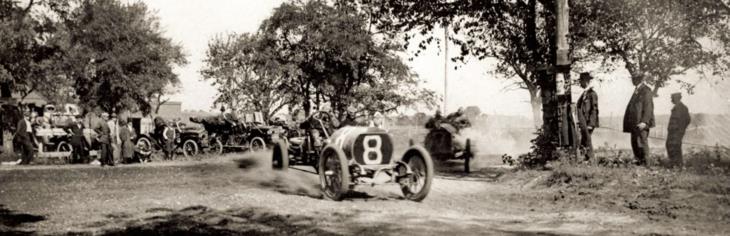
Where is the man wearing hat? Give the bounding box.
[577,72,599,160]
[95,112,114,166]
[14,108,36,165]
[666,92,691,167]
[623,74,655,166]
[65,114,90,164]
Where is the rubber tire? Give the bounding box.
[136,137,153,157]
[318,145,350,201]
[272,141,289,170]
[464,138,471,174]
[182,139,199,157]
[400,145,434,202]
[57,141,73,152]
[208,137,223,155]
[249,136,266,152]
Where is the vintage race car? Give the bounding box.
[272,121,434,202]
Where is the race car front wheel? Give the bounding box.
[399,145,434,202]
[319,145,350,201]
[272,141,289,170]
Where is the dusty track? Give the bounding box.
[0,152,727,235]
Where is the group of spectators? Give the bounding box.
[11,110,139,166]
[574,72,690,166]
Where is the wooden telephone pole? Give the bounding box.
[540,0,577,152]
[555,0,577,150]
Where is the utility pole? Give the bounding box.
[443,25,449,114]
[555,0,577,150]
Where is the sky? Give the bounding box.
[135,0,730,117]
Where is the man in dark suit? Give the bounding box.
[95,112,114,166]
[577,72,599,161]
[666,93,691,167]
[14,109,35,165]
[623,74,655,165]
[65,115,89,164]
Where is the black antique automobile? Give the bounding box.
[189,112,280,155]
[272,111,434,201]
[422,110,474,173]
[132,116,205,160]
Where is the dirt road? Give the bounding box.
[0,152,727,235]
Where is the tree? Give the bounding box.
[0,0,70,104]
[359,0,601,127]
[577,0,730,94]
[257,0,437,121]
[61,0,186,114]
[202,33,293,120]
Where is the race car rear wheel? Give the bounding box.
[319,146,350,201]
[399,146,434,202]
[182,139,199,157]
[272,141,289,170]
[249,136,266,152]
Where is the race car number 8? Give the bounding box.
[362,135,383,164]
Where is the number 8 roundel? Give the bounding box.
[352,133,393,165]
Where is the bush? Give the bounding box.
[506,129,566,169]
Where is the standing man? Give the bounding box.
[162,121,176,160]
[95,112,114,166]
[623,74,655,166]
[108,113,120,164]
[576,72,599,161]
[14,108,35,165]
[65,115,89,164]
[666,93,691,167]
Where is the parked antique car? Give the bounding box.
[131,116,205,160]
[422,110,474,173]
[33,104,99,161]
[189,111,281,155]
[272,111,434,201]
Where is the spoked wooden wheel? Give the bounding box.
[208,137,223,155]
[399,146,434,202]
[318,146,350,201]
[249,137,266,152]
[272,141,289,170]
[135,137,153,158]
[182,139,199,157]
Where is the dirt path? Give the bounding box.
[0,152,726,235]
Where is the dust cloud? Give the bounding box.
[454,118,535,160]
[234,151,323,199]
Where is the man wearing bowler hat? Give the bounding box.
[577,72,599,161]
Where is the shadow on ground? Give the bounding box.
[435,160,507,182]
[0,205,46,236]
[71,205,577,236]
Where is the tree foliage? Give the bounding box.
[357,0,597,126]
[248,0,437,122]
[0,0,70,103]
[202,33,293,120]
[61,0,186,114]
[577,0,730,93]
